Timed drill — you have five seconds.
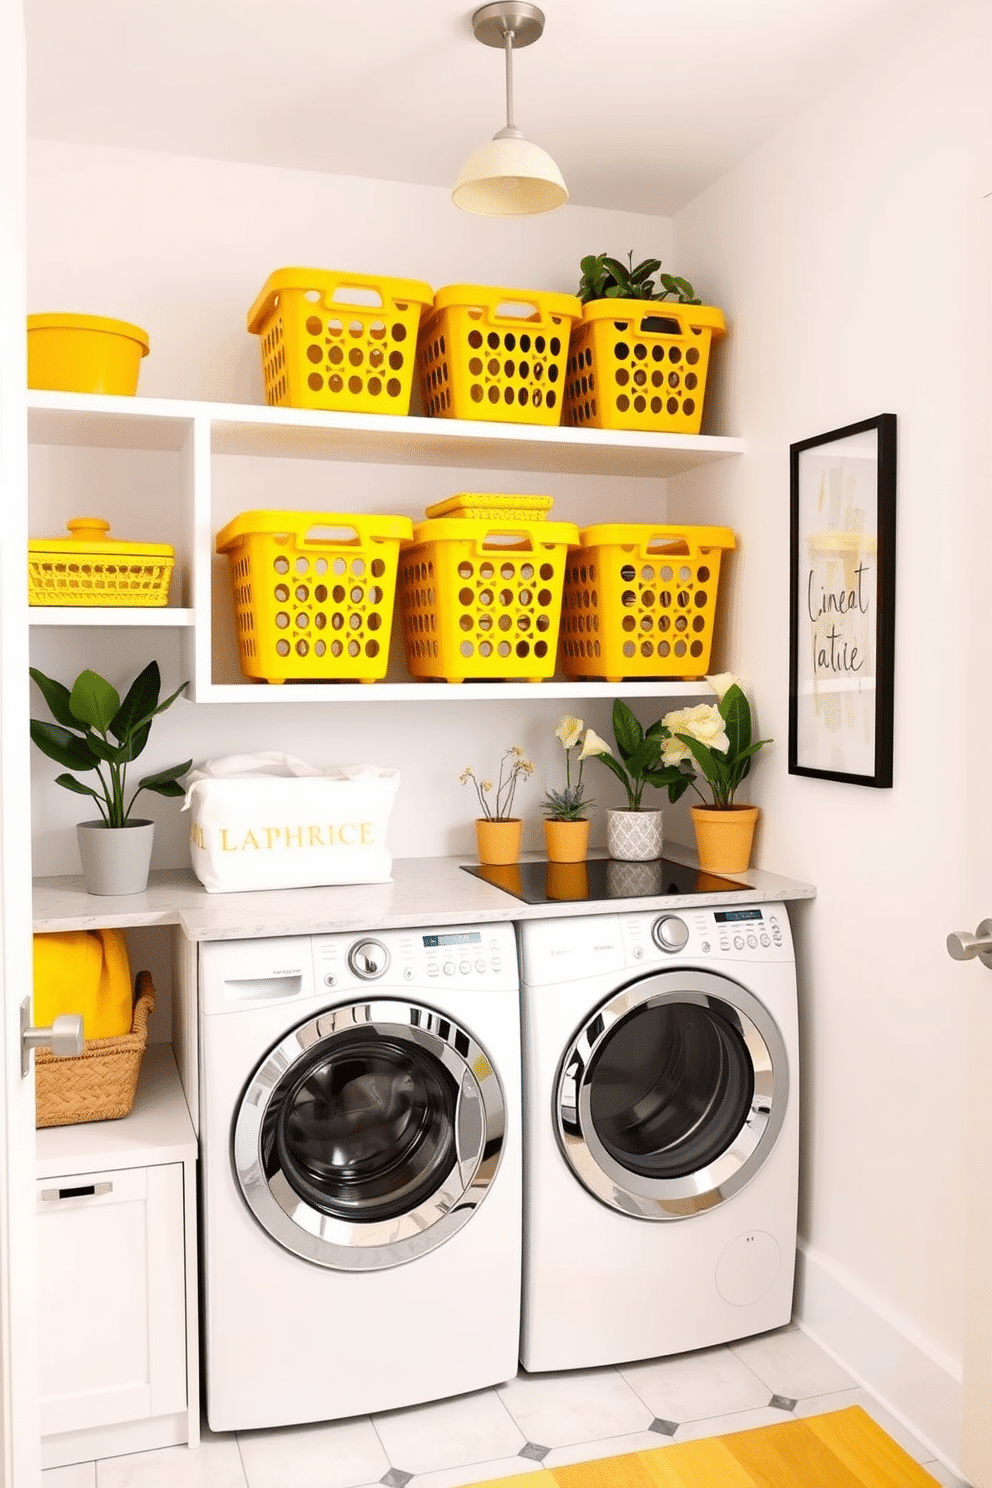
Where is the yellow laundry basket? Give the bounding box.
[562,301,725,434]
[424,493,555,522]
[398,516,579,683]
[247,268,433,415]
[27,314,149,396]
[416,285,582,425]
[559,524,736,682]
[28,518,174,607]
[216,510,413,684]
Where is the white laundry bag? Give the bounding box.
[183,753,400,893]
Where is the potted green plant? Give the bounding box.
[564,251,725,436]
[30,660,191,896]
[586,700,686,862]
[541,715,601,863]
[459,745,534,865]
[659,673,772,872]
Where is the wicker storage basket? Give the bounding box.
[35,972,155,1129]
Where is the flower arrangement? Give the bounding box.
[460,746,534,821]
[660,674,771,809]
[541,716,607,821]
[29,661,191,828]
[587,699,685,809]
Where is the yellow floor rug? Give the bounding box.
[467,1408,941,1488]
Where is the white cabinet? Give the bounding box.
[35,1044,200,1468]
[27,390,744,703]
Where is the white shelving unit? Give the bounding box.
[28,390,744,704]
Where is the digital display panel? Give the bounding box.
[422,932,483,948]
[714,909,764,923]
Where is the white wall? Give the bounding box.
[25,143,697,872]
[670,0,991,1466]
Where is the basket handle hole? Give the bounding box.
[328,286,384,309]
[646,538,691,556]
[495,301,539,321]
[481,532,534,551]
[640,316,682,335]
[305,526,361,546]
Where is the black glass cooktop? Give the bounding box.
[462,856,748,905]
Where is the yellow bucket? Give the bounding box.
[27,314,150,396]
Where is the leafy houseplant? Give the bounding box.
[577,251,701,306]
[660,674,772,874]
[587,700,687,862]
[30,661,191,895]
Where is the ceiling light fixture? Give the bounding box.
[452,2,568,218]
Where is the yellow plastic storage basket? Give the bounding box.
[563,302,726,435]
[424,493,555,522]
[416,285,582,426]
[247,268,434,415]
[216,510,413,685]
[27,313,149,396]
[559,524,736,682]
[398,516,579,683]
[28,518,174,607]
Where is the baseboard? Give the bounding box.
[795,1241,965,1476]
[41,1411,190,1469]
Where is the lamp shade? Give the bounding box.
[452,128,568,217]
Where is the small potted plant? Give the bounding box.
[660,674,772,873]
[586,700,687,862]
[460,746,534,866]
[540,716,605,864]
[564,250,725,435]
[30,660,191,896]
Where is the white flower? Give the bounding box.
[707,672,739,701]
[663,703,730,755]
[661,733,692,767]
[579,727,613,761]
[555,715,583,750]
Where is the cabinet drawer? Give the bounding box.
[37,1163,187,1438]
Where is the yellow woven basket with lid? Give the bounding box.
[28,517,175,607]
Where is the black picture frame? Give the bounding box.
[788,413,897,787]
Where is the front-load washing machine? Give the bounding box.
[198,921,521,1432]
[518,903,798,1373]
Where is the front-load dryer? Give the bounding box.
[518,903,799,1373]
[198,921,521,1432]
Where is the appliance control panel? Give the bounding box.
[311,921,519,994]
[621,904,794,965]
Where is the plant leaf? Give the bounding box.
[69,671,120,734]
[110,660,161,743]
[720,685,752,760]
[630,257,661,284]
[138,760,192,792]
[611,699,643,762]
[591,751,631,792]
[29,668,77,729]
[29,720,99,772]
[53,774,103,801]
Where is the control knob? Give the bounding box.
[652,914,689,953]
[347,938,390,979]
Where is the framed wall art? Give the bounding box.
[788,413,897,787]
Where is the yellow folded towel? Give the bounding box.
[33,929,133,1041]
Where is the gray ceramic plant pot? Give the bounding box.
[76,819,155,896]
[605,808,664,862]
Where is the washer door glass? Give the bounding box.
[556,969,788,1219]
[234,999,505,1270]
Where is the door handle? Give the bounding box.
[20,999,84,1077]
[947,919,992,969]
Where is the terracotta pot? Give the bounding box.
[690,805,760,873]
[606,808,663,862]
[543,818,590,864]
[475,817,523,866]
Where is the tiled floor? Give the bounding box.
[42,1325,969,1488]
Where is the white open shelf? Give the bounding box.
[27,390,744,700]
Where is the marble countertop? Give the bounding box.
[33,845,815,940]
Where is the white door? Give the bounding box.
[952,187,992,1488]
[0,2,42,1482]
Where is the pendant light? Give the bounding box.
[453,2,568,217]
